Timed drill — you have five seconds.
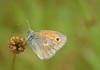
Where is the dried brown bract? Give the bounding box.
[8,35,27,54]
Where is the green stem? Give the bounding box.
[11,53,16,70]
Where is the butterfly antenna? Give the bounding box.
[26,20,31,30]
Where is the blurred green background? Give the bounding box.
[0,0,100,70]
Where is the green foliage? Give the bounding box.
[0,0,100,70]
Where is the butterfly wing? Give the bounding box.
[26,30,67,60]
[37,30,67,51]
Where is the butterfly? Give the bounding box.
[26,29,67,60]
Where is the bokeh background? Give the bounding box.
[0,0,100,70]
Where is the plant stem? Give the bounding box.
[11,53,16,70]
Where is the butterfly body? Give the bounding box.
[26,29,67,60]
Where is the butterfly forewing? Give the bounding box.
[37,30,67,51]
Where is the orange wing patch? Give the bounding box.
[38,31,61,45]
[38,31,59,39]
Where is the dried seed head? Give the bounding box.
[8,35,27,54]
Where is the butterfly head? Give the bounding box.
[26,29,35,41]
